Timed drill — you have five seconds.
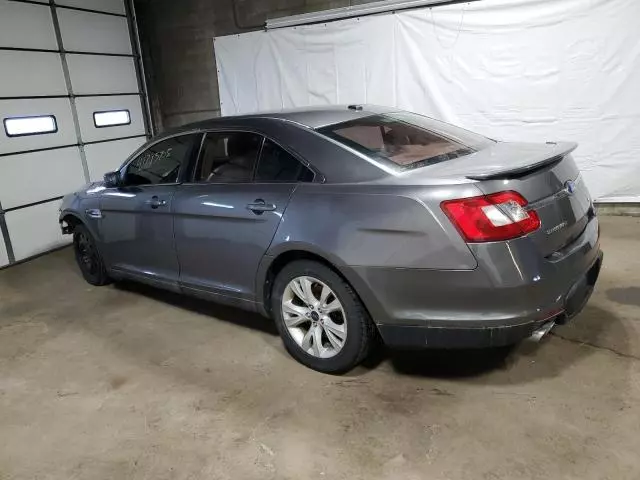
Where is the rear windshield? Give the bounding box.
[317,112,493,171]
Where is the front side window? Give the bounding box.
[195,132,262,183]
[123,134,198,186]
[317,113,493,171]
[256,139,314,183]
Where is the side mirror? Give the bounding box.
[103,171,121,188]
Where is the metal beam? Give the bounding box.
[125,0,155,137]
[0,201,16,264]
[265,0,464,30]
[49,1,91,183]
[2,196,65,214]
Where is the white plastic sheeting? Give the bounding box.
[214,0,640,201]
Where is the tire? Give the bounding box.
[271,260,375,374]
[73,224,111,286]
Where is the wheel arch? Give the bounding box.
[256,243,383,326]
[60,211,85,234]
[60,211,102,247]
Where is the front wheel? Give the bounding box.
[73,224,111,286]
[271,260,375,374]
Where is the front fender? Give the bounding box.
[58,193,102,241]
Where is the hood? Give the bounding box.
[80,181,107,197]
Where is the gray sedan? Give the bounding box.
[59,105,602,373]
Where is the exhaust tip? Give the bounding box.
[529,321,555,342]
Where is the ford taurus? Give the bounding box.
[59,105,603,373]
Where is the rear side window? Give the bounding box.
[123,134,198,186]
[318,113,492,171]
[256,139,314,183]
[195,132,262,183]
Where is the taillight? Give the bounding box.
[441,191,540,242]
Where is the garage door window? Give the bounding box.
[93,110,131,128]
[3,115,58,137]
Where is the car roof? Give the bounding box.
[136,105,398,184]
[180,104,395,131]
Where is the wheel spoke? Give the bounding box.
[325,327,344,350]
[301,277,317,306]
[289,279,307,303]
[323,317,346,340]
[324,299,342,314]
[319,284,331,306]
[282,301,309,327]
[312,324,323,357]
[300,327,314,353]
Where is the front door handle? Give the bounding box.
[246,199,277,215]
[85,209,103,219]
[146,196,168,209]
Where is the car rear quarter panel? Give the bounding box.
[261,182,483,322]
[271,183,480,270]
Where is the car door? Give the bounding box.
[173,131,316,306]
[99,132,201,289]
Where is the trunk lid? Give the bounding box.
[394,140,593,256]
[465,142,593,256]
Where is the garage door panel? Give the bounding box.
[0,2,57,50]
[85,136,146,181]
[0,98,76,154]
[76,95,145,143]
[56,0,125,15]
[58,9,132,55]
[67,55,138,95]
[0,51,67,98]
[6,200,69,262]
[0,147,86,210]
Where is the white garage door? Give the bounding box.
[0,0,150,268]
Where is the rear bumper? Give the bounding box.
[379,319,552,349]
[378,251,602,349]
[346,216,602,349]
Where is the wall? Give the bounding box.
[134,0,380,130]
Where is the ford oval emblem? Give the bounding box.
[565,180,576,195]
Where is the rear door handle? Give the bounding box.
[146,196,168,209]
[247,199,277,214]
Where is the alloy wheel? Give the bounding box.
[76,233,98,276]
[281,276,347,358]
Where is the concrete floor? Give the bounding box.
[1,216,639,480]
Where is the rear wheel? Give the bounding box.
[73,224,111,286]
[271,260,375,374]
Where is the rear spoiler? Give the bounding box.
[466,142,578,180]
